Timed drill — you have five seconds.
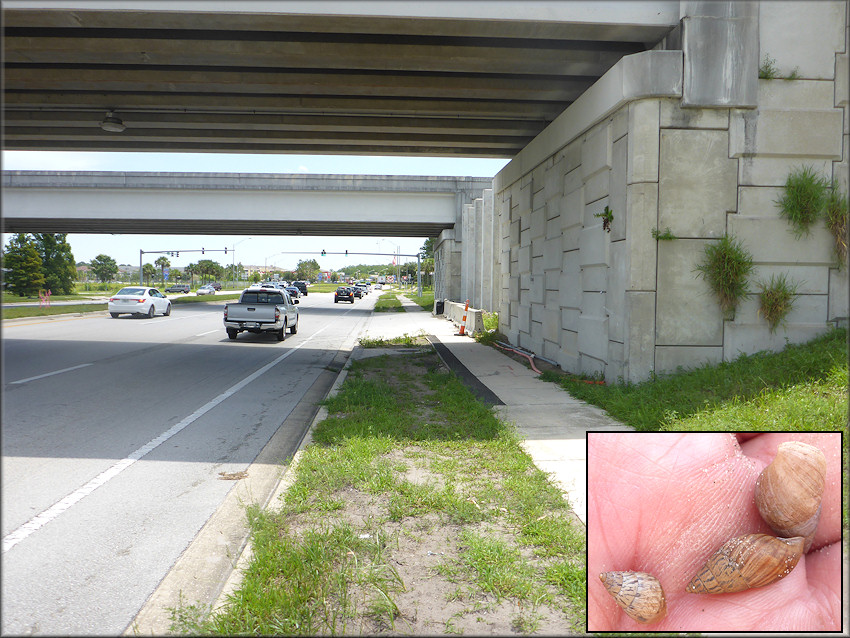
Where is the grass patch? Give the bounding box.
[694,234,754,315]
[757,273,799,333]
[404,289,435,312]
[540,328,847,432]
[776,165,830,237]
[359,333,427,348]
[1,303,108,319]
[174,349,585,635]
[373,290,404,312]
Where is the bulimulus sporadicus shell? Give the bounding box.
[755,441,826,552]
[599,571,667,623]
[686,533,804,594]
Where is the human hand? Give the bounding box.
[587,432,842,631]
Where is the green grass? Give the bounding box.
[776,165,830,238]
[373,290,404,312]
[540,327,847,432]
[404,288,435,312]
[175,349,586,635]
[694,234,755,314]
[1,303,108,319]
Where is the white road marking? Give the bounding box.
[2,326,328,553]
[9,363,94,385]
[195,330,219,336]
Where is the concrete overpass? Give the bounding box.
[1,171,491,236]
[2,1,678,156]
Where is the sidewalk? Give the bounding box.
[360,296,633,525]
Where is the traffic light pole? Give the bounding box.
[139,248,228,285]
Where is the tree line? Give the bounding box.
[1,233,77,296]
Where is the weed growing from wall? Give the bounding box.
[694,235,754,316]
[825,184,849,269]
[651,227,676,241]
[759,54,779,79]
[594,205,613,233]
[757,274,800,333]
[775,166,829,237]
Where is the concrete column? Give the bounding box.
[681,1,759,107]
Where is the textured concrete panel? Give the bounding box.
[729,109,844,159]
[543,308,560,344]
[543,237,561,271]
[558,329,580,373]
[582,123,612,179]
[608,241,627,343]
[659,129,737,238]
[728,215,834,265]
[578,291,609,362]
[760,0,846,80]
[582,264,608,293]
[738,156,833,187]
[580,220,609,267]
[626,182,659,290]
[626,291,656,382]
[757,80,835,110]
[559,255,582,308]
[655,346,723,374]
[628,100,660,184]
[660,100,730,129]
[584,170,610,204]
[530,207,546,241]
[682,6,758,107]
[562,308,580,331]
[564,166,582,195]
[609,135,628,242]
[611,106,629,141]
[656,239,724,345]
[751,264,829,295]
[828,268,850,321]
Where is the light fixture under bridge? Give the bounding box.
[99,110,126,133]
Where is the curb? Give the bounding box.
[209,349,359,613]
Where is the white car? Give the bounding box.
[108,286,171,318]
[197,284,216,295]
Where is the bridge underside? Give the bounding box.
[2,2,676,157]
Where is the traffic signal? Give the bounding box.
[224,247,227,254]
[201,248,204,254]
[345,250,348,256]
[321,249,326,256]
[176,252,179,257]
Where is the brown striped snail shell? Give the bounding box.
[686,533,804,594]
[755,441,826,552]
[599,571,667,623]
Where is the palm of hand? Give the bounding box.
[588,433,842,631]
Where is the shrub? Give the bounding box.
[775,166,829,237]
[758,274,799,333]
[694,235,755,315]
[759,54,779,79]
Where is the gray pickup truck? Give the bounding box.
[223,288,299,341]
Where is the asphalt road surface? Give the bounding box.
[1,292,376,635]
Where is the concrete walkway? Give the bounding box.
[360,296,633,525]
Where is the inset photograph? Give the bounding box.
[587,431,842,632]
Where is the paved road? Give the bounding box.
[1,291,376,635]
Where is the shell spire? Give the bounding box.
[599,571,667,623]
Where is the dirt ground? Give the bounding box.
[279,344,585,636]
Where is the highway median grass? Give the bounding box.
[2,293,240,320]
[170,347,586,635]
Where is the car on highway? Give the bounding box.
[353,283,369,296]
[292,281,308,296]
[108,286,172,318]
[334,286,355,303]
[197,284,216,295]
[164,283,190,293]
[285,285,301,298]
[351,286,363,299]
[208,282,222,290]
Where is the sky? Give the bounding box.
[2,150,510,273]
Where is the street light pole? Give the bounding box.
[232,237,251,289]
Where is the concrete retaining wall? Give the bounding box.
[434,299,485,334]
[486,0,849,383]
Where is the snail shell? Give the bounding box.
[755,441,826,552]
[599,571,667,623]
[686,533,804,594]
